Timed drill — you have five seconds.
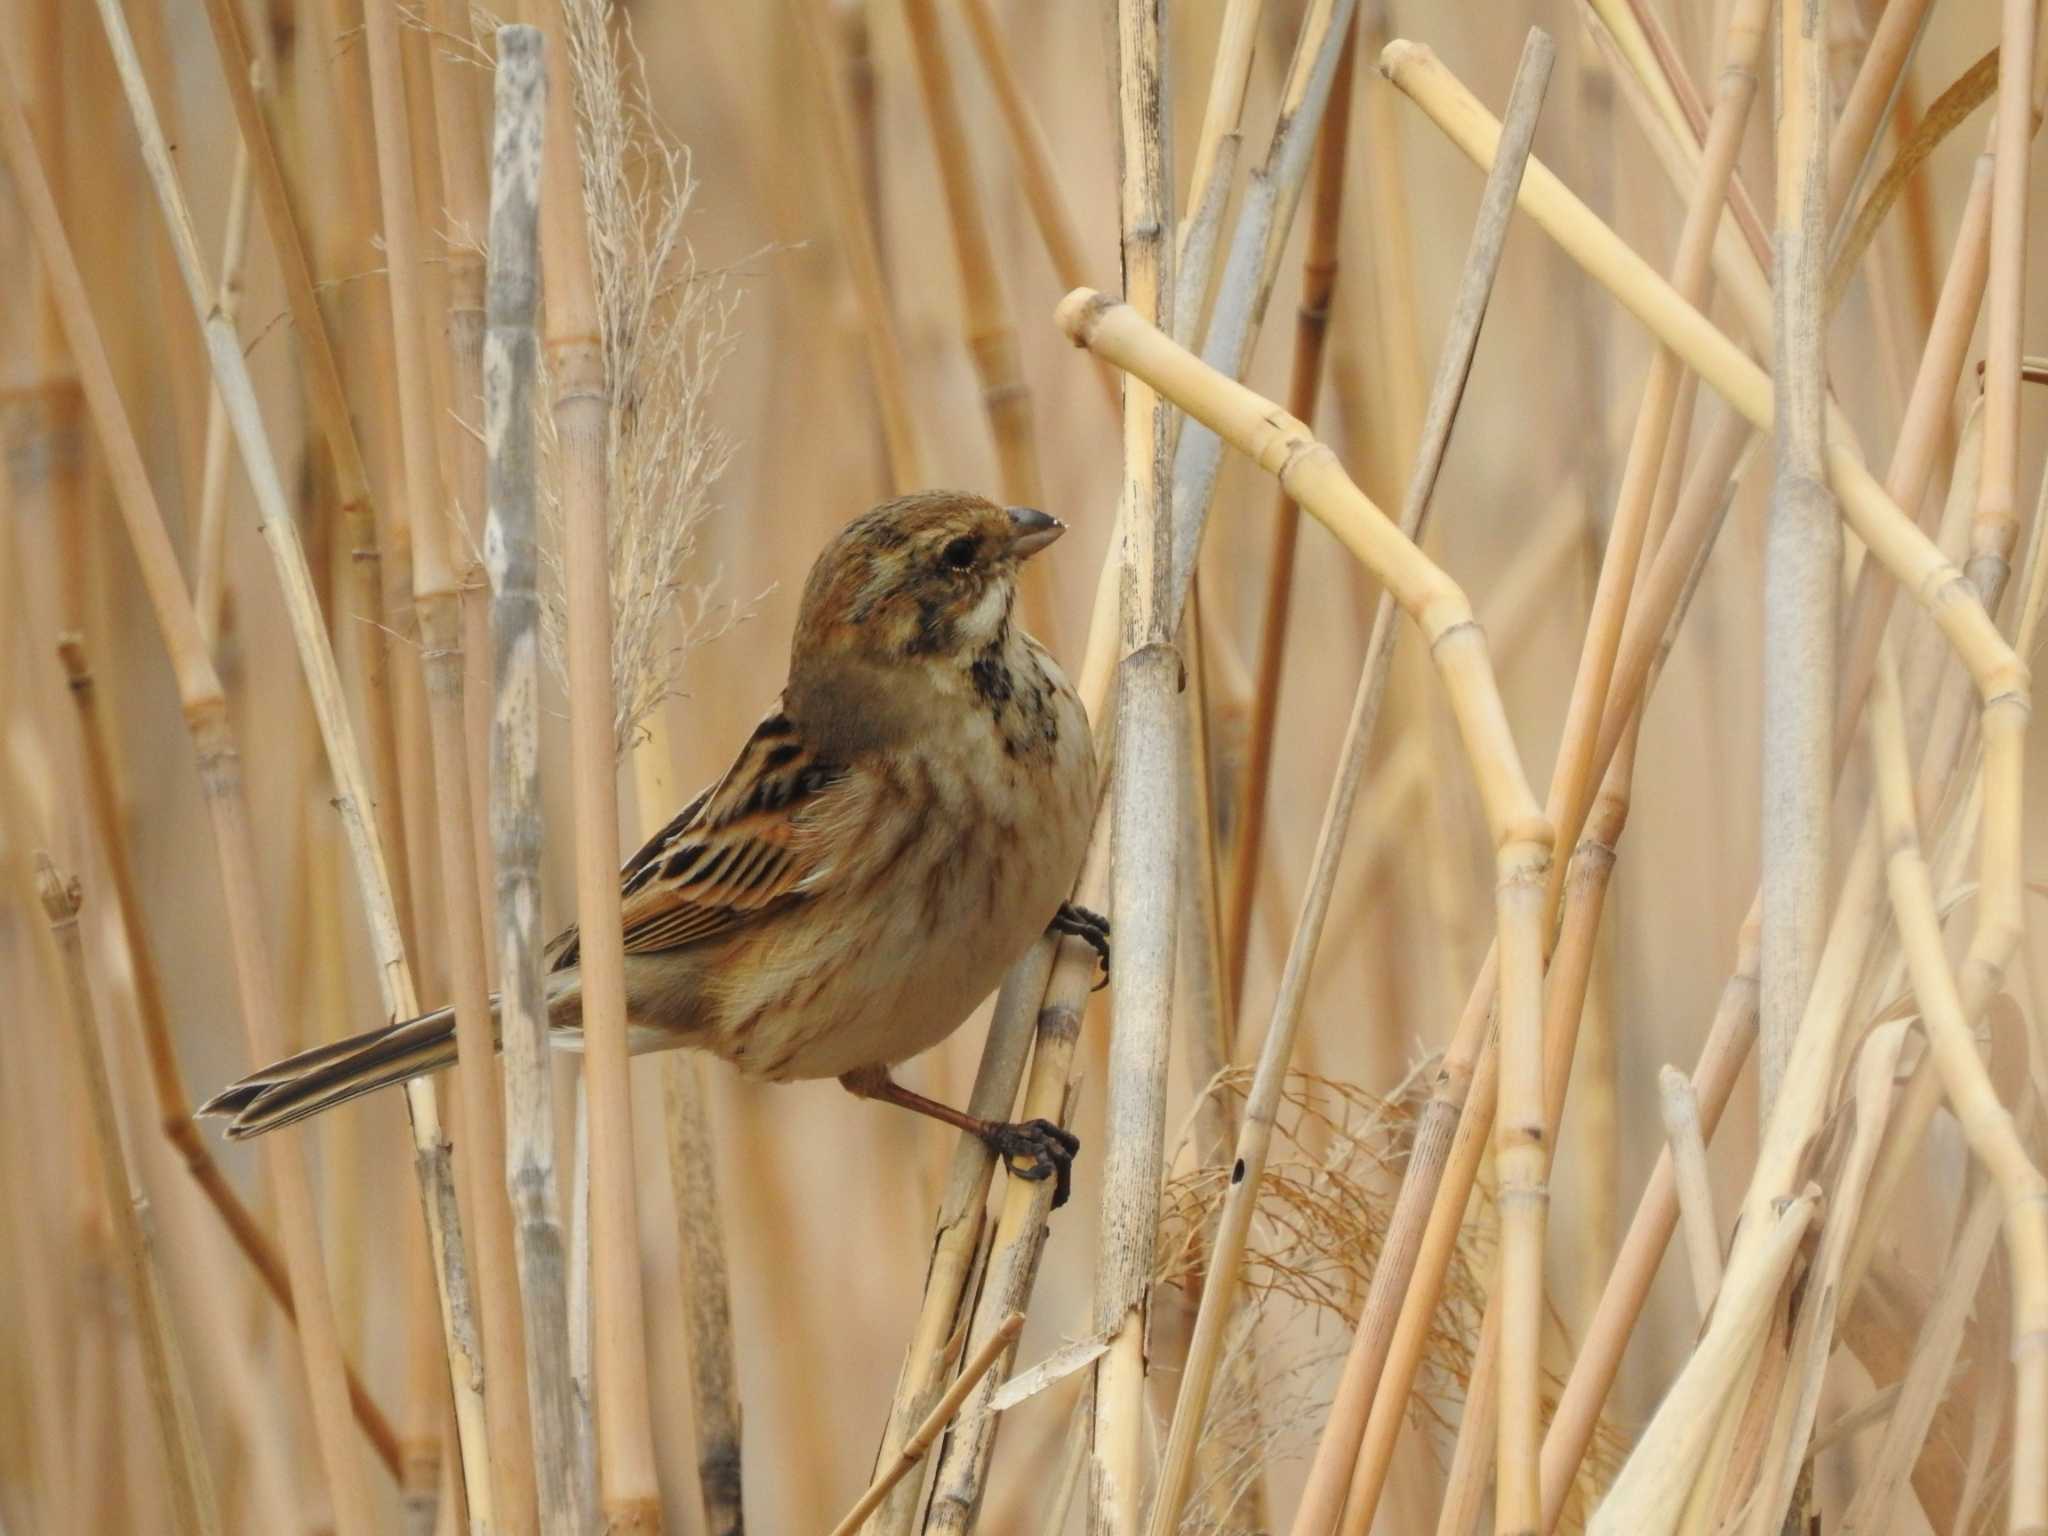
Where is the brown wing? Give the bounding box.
[549,707,849,971]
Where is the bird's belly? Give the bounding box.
[710,829,1071,1084]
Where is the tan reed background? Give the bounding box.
[1,0,2045,1532]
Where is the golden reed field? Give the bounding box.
[2,0,2046,1532]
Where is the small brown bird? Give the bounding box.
[202,492,1105,1202]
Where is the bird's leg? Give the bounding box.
[1048,901,1111,990]
[839,1066,1081,1208]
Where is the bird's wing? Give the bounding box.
[548,707,851,969]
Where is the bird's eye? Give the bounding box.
[941,536,978,570]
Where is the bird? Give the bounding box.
[200,491,1108,1205]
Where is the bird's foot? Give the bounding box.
[983,1118,1082,1209]
[1049,902,1111,991]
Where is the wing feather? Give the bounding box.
[551,706,850,970]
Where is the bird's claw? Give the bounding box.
[1049,902,1112,991]
[985,1117,1082,1209]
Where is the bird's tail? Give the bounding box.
[198,1006,471,1140]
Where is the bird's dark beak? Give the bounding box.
[1005,506,1065,559]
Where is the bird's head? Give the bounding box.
[792,491,1065,666]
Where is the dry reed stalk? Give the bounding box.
[193,139,255,654]
[421,0,501,913]
[0,50,379,1531]
[1971,0,2039,611]
[55,641,402,1479]
[1867,647,2048,1532]
[1160,31,1554,1536]
[485,29,595,1536]
[1088,5,1177,1529]
[1759,0,1838,1118]
[955,0,1120,414]
[34,854,219,1536]
[1225,18,1355,1020]
[1164,0,1358,614]
[100,0,497,1506]
[1654,1067,1720,1316]
[1826,0,1937,214]
[919,884,1105,1533]
[535,8,663,1525]
[1056,287,1554,1535]
[1170,1,1259,348]
[828,1313,1024,1536]
[1296,15,1767,1522]
[359,0,539,1524]
[897,0,1054,638]
[660,1057,741,1536]
[791,0,924,490]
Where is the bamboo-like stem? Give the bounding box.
[955,0,1120,414]
[486,30,594,1536]
[193,138,254,655]
[34,854,220,1536]
[1152,47,1554,1529]
[1225,19,1355,1018]
[1057,286,1554,1530]
[1825,0,1937,218]
[1656,1066,1721,1317]
[1971,0,2039,611]
[536,9,664,1525]
[1172,0,1264,344]
[661,1058,741,1536]
[1586,1194,1819,1534]
[790,0,924,491]
[359,0,538,1523]
[898,0,1054,638]
[1164,0,1359,614]
[0,48,382,1530]
[1088,5,1177,1528]
[56,641,402,1480]
[830,1314,1024,1536]
[1759,0,1837,1117]
[81,0,495,1507]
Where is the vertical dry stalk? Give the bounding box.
[536,8,665,1525]
[358,0,539,1524]
[1089,6,1177,1530]
[0,49,378,1531]
[193,139,255,654]
[1056,289,1553,1536]
[1759,0,1838,1115]
[898,0,1054,637]
[57,642,402,1480]
[1225,19,1355,1017]
[791,0,925,490]
[87,0,498,1506]
[955,0,1121,413]
[486,28,596,1536]
[1655,1067,1721,1316]
[662,1058,742,1536]
[1867,647,2048,1534]
[1970,0,2038,610]
[34,855,220,1536]
[1164,0,1358,614]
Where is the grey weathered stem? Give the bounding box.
[78,0,491,1500]
[1147,31,1555,1536]
[36,856,221,1536]
[486,30,594,1536]
[1167,0,1358,615]
[1760,0,1839,1115]
[1089,2,1178,1530]
[663,1058,743,1536]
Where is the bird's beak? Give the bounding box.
[1005,506,1066,559]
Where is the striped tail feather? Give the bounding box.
[197,1006,465,1140]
